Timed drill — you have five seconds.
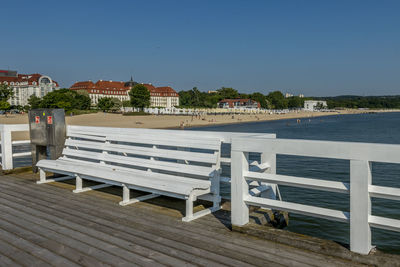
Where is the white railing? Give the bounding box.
[0,124,31,170]
[231,137,400,255]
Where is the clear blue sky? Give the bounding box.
[1,0,399,96]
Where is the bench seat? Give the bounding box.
[37,158,211,197]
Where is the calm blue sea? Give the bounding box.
[190,112,400,254]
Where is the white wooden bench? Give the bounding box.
[36,129,222,222]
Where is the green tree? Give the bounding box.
[55,101,72,110]
[129,84,150,110]
[28,95,42,109]
[40,89,91,110]
[250,92,268,108]
[0,84,14,102]
[287,96,304,109]
[0,101,10,111]
[122,100,132,107]
[217,87,239,99]
[110,98,122,112]
[266,91,288,109]
[97,97,114,112]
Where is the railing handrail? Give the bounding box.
[0,124,29,132]
[68,125,276,143]
[231,137,400,255]
[232,137,400,163]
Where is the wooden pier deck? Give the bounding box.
[0,172,398,267]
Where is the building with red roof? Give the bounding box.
[0,70,59,106]
[70,77,179,108]
[142,84,179,108]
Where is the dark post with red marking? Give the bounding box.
[28,109,66,173]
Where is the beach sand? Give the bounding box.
[0,109,397,140]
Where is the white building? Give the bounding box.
[70,80,130,105]
[0,70,59,106]
[142,84,179,108]
[70,78,179,108]
[304,100,328,111]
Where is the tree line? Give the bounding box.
[320,95,400,109]
[178,87,305,109]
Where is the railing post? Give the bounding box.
[1,126,13,170]
[231,150,249,226]
[350,159,372,254]
[260,150,277,199]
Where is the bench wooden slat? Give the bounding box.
[68,133,106,142]
[65,139,218,164]
[62,148,215,177]
[106,134,221,150]
[68,133,221,150]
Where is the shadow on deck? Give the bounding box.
[0,172,399,266]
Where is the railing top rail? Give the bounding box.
[0,124,29,132]
[232,137,400,164]
[67,125,276,142]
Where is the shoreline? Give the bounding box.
[1,109,399,140]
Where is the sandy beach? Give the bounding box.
[1,109,398,140]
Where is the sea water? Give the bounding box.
[190,112,400,254]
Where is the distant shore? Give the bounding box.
[1,109,399,140]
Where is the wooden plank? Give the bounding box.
[65,139,218,164]
[0,228,78,266]
[0,204,162,267]
[0,238,52,267]
[245,172,350,194]
[0,253,18,266]
[245,196,350,223]
[0,178,329,267]
[0,220,88,267]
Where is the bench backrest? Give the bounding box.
[62,128,222,182]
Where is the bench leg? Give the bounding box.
[119,185,160,206]
[121,184,130,204]
[75,175,83,192]
[182,194,195,222]
[183,192,221,222]
[36,169,74,184]
[73,175,112,193]
[37,169,46,184]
